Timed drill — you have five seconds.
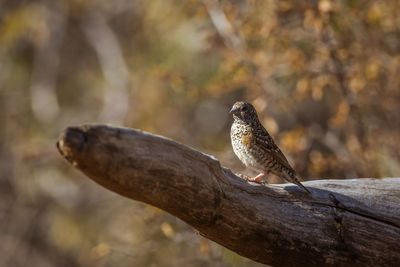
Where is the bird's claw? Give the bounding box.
[246,177,264,184]
[237,173,267,184]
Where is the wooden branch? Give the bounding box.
[56,124,400,266]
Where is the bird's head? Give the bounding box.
[229,101,259,124]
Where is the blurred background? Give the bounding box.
[1,0,400,266]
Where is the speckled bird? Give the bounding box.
[230,101,310,194]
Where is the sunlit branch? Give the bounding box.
[57,124,400,266]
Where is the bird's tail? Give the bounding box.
[282,171,311,195]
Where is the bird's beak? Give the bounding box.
[229,106,239,115]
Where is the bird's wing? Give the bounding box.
[254,126,295,172]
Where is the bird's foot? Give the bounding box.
[246,173,267,184]
[237,173,268,184]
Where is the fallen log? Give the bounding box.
[57,124,400,266]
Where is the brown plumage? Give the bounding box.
[230,101,310,194]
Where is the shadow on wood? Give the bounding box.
[57,124,400,266]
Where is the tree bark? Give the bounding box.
[56,124,400,267]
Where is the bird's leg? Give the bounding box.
[237,172,269,184]
[247,172,268,183]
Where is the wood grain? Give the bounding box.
[57,124,400,266]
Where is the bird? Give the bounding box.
[229,101,311,194]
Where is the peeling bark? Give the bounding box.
[57,124,400,266]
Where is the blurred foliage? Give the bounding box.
[1,0,400,266]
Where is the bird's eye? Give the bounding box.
[242,106,247,111]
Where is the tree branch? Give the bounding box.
[56,124,400,266]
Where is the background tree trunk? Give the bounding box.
[57,124,400,267]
